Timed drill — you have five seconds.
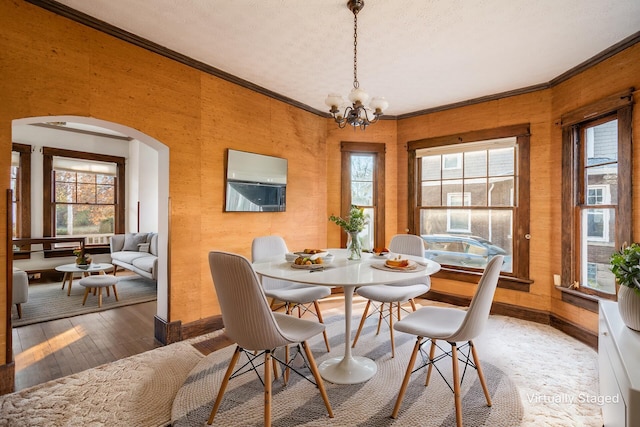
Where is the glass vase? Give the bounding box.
[346,231,362,261]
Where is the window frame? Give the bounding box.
[43,147,125,247]
[408,124,532,291]
[560,89,633,302]
[340,142,385,250]
[11,143,32,240]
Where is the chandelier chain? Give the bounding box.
[353,11,359,89]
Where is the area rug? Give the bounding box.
[171,316,524,426]
[12,275,158,327]
[0,308,602,427]
[0,338,206,427]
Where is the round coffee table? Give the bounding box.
[55,263,114,296]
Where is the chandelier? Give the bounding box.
[325,0,388,130]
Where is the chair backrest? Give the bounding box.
[449,255,504,343]
[252,236,295,291]
[208,251,291,350]
[252,235,288,262]
[388,234,430,287]
[389,234,425,257]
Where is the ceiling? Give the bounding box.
[44,0,640,117]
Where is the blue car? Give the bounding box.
[421,234,508,269]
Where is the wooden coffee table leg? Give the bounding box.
[67,275,74,296]
[98,287,103,308]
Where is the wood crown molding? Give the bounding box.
[26,1,640,120]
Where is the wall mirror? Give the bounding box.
[225,149,287,212]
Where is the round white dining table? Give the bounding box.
[252,248,440,385]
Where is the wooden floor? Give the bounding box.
[12,300,159,392]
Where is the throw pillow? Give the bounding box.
[138,243,150,253]
[123,233,148,251]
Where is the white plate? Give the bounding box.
[383,260,417,270]
[291,263,326,270]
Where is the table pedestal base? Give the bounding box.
[319,355,377,384]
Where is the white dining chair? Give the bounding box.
[352,234,431,357]
[391,255,504,427]
[207,251,333,426]
[252,236,331,352]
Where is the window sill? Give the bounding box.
[556,286,603,313]
[433,267,532,292]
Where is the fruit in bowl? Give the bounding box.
[303,248,324,254]
[294,256,324,265]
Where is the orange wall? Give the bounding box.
[1,1,640,370]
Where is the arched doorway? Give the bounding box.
[9,115,170,347]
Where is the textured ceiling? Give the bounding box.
[51,0,640,116]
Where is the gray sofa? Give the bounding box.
[109,233,158,280]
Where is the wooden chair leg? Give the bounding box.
[376,303,385,335]
[106,286,111,297]
[313,300,330,352]
[392,336,422,418]
[409,298,417,311]
[352,300,371,348]
[302,341,334,418]
[82,287,91,305]
[264,350,272,427]
[98,287,103,308]
[16,303,22,319]
[208,346,242,425]
[283,345,290,384]
[471,340,492,407]
[425,339,437,386]
[112,285,119,301]
[451,343,463,427]
[389,302,395,358]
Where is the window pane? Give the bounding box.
[421,181,442,206]
[351,182,373,205]
[56,204,115,236]
[97,185,115,204]
[359,208,374,252]
[586,120,617,166]
[77,183,96,204]
[489,177,514,207]
[464,151,487,178]
[489,147,514,176]
[419,208,512,272]
[421,155,441,180]
[580,208,615,294]
[55,183,76,203]
[442,180,463,204]
[77,173,96,184]
[464,178,487,206]
[442,154,463,179]
[586,166,617,204]
[351,155,373,180]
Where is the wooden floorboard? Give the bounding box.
[12,300,159,392]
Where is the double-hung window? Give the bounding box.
[43,147,125,247]
[561,90,633,298]
[408,125,531,288]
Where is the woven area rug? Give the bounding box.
[12,275,158,327]
[0,339,206,427]
[171,315,524,426]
